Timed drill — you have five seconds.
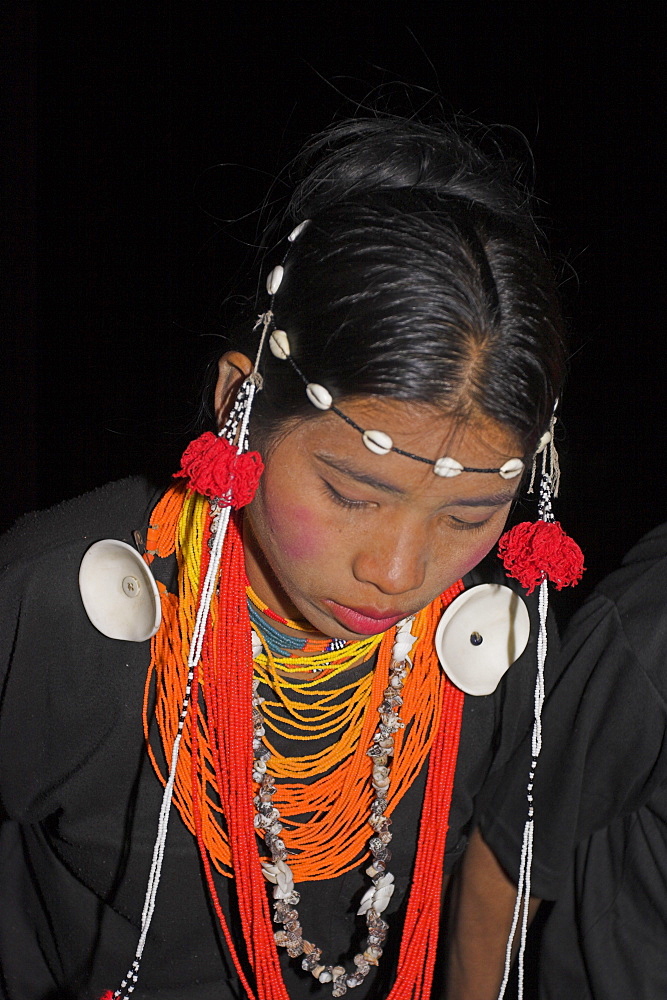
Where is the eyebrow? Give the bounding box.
[314,453,519,507]
[452,491,519,508]
[315,453,406,495]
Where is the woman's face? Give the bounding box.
[243,397,524,640]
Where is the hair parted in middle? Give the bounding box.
[232,116,567,454]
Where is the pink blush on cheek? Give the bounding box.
[458,541,498,579]
[265,503,324,562]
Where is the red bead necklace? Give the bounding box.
[187,509,465,999]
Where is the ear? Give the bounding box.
[213,351,254,430]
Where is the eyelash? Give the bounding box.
[325,482,496,532]
[448,516,492,532]
[324,482,371,509]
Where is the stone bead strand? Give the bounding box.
[251,618,418,996]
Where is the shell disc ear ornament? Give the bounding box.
[79,539,162,642]
[435,584,531,696]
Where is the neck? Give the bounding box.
[241,514,308,626]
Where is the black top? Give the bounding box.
[0,478,553,1000]
[480,522,667,999]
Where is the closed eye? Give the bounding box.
[323,481,374,510]
[448,515,493,531]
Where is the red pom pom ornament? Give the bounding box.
[174,432,264,507]
[498,519,585,594]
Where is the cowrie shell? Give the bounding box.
[269,330,291,359]
[433,456,464,478]
[266,265,284,295]
[287,220,310,242]
[499,458,525,479]
[306,383,333,410]
[362,429,393,455]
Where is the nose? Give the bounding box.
[352,520,428,596]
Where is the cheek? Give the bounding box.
[453,536,502,580]
[450,511,512,580]
[263,500,326,564]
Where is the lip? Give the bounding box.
[323,600,407,636]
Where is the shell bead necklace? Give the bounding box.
[251,617,418,996]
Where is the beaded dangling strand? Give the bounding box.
[103,321,270,1000]
[497,437,584,999]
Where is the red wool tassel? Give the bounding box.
[99,992,114,999]
[174,432,264,507]
[498,520,585,594]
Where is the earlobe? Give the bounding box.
[213,351,254,430]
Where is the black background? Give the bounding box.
[5,4,665,615]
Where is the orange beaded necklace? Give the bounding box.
[142,483,466,999]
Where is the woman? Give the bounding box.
[0,118,579,999]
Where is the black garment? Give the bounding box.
[480,523,667,999]
[0,478,552,1000]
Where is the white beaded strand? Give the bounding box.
[113,497,231,999]
[497,476,552,1000]
[110,332,266,1000]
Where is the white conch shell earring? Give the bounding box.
[79,539,161,642]
[435,584,530,695]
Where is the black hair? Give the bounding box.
[235,117,566,453]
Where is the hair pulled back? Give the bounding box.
[241,117,566,452]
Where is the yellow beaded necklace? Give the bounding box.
[249,587,385,751]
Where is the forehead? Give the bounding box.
[345,396,523,459]
[271,395,523,496]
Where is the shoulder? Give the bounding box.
[0,477,167,657]
[565,522,667,698]
[598,522,667,617]
[0,477,164,821]
[0,477,164,575]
